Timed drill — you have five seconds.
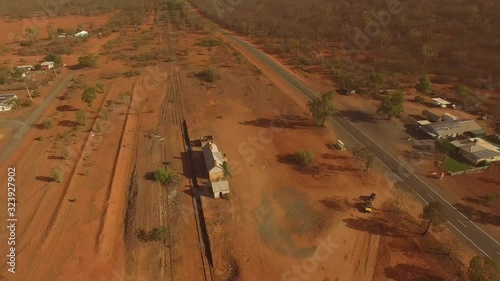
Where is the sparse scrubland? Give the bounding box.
[191,0,500,113]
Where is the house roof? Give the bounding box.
[451,138,500,161]
[212,180,230,193]
[202,141,227,174]
[421,120,485,137]
[432,98,451,105]
[17,65,33,68]
[41,61,54,65]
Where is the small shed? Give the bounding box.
[16,65,33,72]
[432,98,454,108]
[75,31,89,37]
[40,61,54,70]
[422,110,441,122]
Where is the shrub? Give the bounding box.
[41,119,54,129]
[414,95,424,103]
[123,70,141,77]
[76,109,87,126]
[51,168,61,183]
[197,67,220,82]
[34,136,44,141]
[78,54,97,68]
[293,150,314,167]
[197,38,221,47]
[44,53,63,65]
[147,227,169,241]
[95,83,104,93]
[154,168,179,186]
[18,99,33,107]
[32,89,41,98]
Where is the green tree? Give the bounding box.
[78,54,97,68]
[376,92,405,120]
[51,168,61,183]
[422,44,438,67]
[45,53,62,65]
[47,25,57,40]
[293,150,314,167]
[95,83,104,93]
[368,72,386,93]
[415,74,432,95]
[218,161,232,179]
[25,26,39,42]
[468,256,500,281]
[307,90,337,126]
[81,87,97,107]
[75,109,87,126]
[421,202,446,235]
[147,227,169,241]
[198,67,220,82]
[154,168,179,186]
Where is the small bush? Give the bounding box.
[51,168,61,183]
[414,95,424,103]
[76,110,87,126]
[147,227,169,241]
[197,38,221,47]
[154,168,180,186]
[197,67,220,82]
[41,119,54,129]
[293,150,314,167]
[18,99,33,107]
[78,54,97,68]
[31,89,41,98]
[34,136,44,141]
[123,70,141,77]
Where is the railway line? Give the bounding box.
[160,9,215,281]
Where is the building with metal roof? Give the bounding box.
[451,138,500,165]
[420,119,486,139]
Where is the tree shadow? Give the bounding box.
[58,120,80,127]
[35,176,54,182]
[338,109,377,123]
[453,202,500,226]
[47,155,64,160]
[143,172,155,182]
[384,264,445,281]
[477,177,500,185]
[343,217,405,237]
[321,153,349,160]
[239,115,314,129]
[56,105,78,112]
[319,162,359,173]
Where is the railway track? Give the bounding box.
[162,9,215,281]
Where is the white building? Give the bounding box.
[0,104,12,112]
[75,30,89,37]
[202,141,230,198]
[41,61,54,69]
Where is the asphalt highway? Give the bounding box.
[222,30,500,258]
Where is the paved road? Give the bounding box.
[222,31,500,258]
[0,71,75,164]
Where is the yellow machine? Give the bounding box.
[364,193,376,213]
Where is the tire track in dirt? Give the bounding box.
[34,83,116,256]
[96,77,141,262]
